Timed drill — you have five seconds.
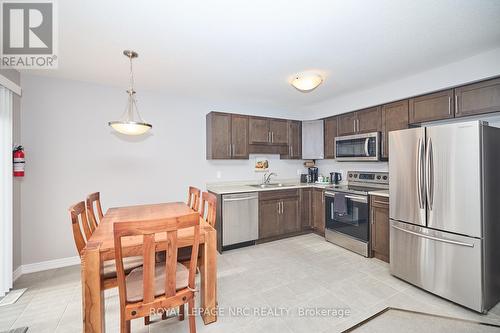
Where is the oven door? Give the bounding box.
[335,132,379,161]
[325,192,369,241]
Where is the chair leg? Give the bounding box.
[144,316,150,326]
[188,298,196,333]
[179,304,185,321]
[120,317,131,333]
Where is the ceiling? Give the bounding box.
[29,0,500,108]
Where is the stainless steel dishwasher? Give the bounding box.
[222,193,259,248]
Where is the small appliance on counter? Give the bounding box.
[300,174,309,183]
[330,172,342,185]
[308,167,318,183]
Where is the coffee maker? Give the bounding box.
[308,167,318,183]
[330,172,342,185]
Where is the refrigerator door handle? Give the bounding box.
[426,137,434,210]
[416,138,424,209]
[391,225,474,248]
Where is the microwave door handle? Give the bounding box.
[364,138,370,157]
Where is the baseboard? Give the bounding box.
[13,256,80,282]
[12,266,23,282]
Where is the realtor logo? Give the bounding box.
[1,0,58,68]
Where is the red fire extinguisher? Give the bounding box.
[13,145,25,177]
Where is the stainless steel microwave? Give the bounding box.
[335,132,380,161]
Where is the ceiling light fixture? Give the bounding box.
[291,73,323,92]
[109,50,152,136]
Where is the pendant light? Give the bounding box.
[109,50,152,135]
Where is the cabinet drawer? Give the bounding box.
[259,189,299,201]
[370,195,389,207]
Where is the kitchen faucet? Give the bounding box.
[263,172,277,184]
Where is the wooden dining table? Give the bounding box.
[81,202,218,332]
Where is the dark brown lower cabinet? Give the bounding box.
[259,190,300,239]
[312,188,325,235]
[300,188,313,230]
[370,195,390,262]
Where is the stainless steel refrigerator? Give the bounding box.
[389,120,500,313]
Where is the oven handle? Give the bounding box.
[364,138,370,157]
[325,192,368,203]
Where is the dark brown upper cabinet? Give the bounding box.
[356,107,382,134]
[337,112,357,136]
[409,89,454,124]
[249,116,270,144]
[206,112,248,159]
[249,117,289,145]
[269,119,288,145]
[381,100,409,159]
[324,116,337,159]
[455,78,500,118]
[337,107,382,137]
[282,120,302,159]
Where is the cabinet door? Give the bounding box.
[231,115,249,159]
[409,89,454,124]
[370,196,390,262]
[312,189,325,234]
[259,199,280,239]
[269,119,288,145]
[324,117,337,159]
[356,107,382,134]
[300,189,312,229]
[283,120,301,159]
[206,112,231,159]
[455,78,500,117]
[249,117,270,144]
[337,112,357,136]
[381,100,409,159]
[280,197,300,234]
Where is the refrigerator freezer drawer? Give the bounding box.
[390,220,484,312]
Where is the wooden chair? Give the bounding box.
[69,201,143,290]
[187,186,201,212]
[200,192,217,227]
[114,215,200,333]
[178,191,217,264]
[86,192,104,232]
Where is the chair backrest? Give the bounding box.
[187,186,201,212]
[86,192,104,232]
[200,191,217,227]
[113,213,200,310]
[69,201,92,256]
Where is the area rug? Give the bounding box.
[0,328,28,333]
[343,307,500,333]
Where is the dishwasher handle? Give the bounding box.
[223,196,258,202]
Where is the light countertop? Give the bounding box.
[368,190,389,198]
[206,181,333,195]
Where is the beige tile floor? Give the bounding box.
[2,233,500,333]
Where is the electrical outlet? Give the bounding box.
[216,171,222,179]
[296,169,301,175]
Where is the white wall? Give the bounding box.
[19,74,308,265]
[302,47,500,120]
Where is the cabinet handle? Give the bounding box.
[372,200,389,205]
[277,202,280,214]
[268,131,271,143]
[281,201,284,214]
[371,209,374,225]
[271,132,274,143]
[353,119,356,132]
[357,119,360,132]
[455,94,459,114]
[228,144,231,156]
[448,96,452,115]
[381,134,384,157]
[232,144,235,156]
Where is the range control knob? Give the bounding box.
[383,176,388,180]
[376,175,381,180]
[354,174,358,178]
[349,174,353,178]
